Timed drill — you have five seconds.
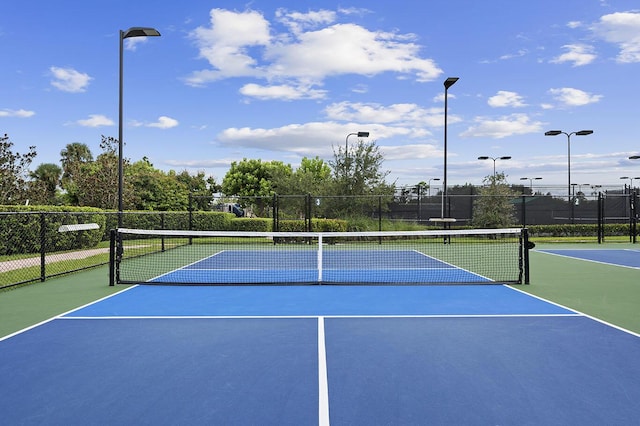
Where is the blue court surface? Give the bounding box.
[537,248,640,269]
[2,285,640,425]
[150,249,494,284]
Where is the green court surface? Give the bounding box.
[1,243,639,337]
[522,243,640,334]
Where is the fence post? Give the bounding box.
[109,229,115,286]
[40,213,46,282]
[306,193,312,231]
[188,192,193,231]
[521,195,526,227]
[631,190,637,244]
[597,192,603,244]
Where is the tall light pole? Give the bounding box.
[630,154,640,184]
[345,131,369,180]
[118,27,161,228]
[520,177,542,192]
[428,177,440,197]
[345,131,369,156]
[442,77,459,218]
[477,156,511,178]
[544,130,593,209]
[621,176,640,190]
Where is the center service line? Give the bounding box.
[318,316,330,426]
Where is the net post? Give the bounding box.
[522,228,532,284]
[109,229,116,286]
[317,234,323,283]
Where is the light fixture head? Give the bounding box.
[122,27,161,39]
[576,130,593,136]
[444,77,459,89]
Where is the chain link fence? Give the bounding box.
[1,189,637,289]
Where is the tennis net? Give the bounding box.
[109,228,531,286]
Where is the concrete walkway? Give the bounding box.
[0,248,110,273]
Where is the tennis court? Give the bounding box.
[1,230,639,425]
[537,248,640,269]
[2,285,640,425]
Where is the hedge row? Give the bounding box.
[527,223,633,237]
[1,207,350,256]
[0,206,106,255]
[2,204,634,256]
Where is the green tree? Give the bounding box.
[0,133,37,204]
[472,172,518,228]
[69,136,121,208]
[60,142,94,205]
[271,156,332,196]
[28,163,62,204]
[327,139,395,218]
[222,159,293,215]
[175,169,221,210]
[330,139,392,196]
[127,160,188,211]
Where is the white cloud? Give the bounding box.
[76,114,113,127]
[324,101,458,128]
[131,116,179,129]
[549,87,603,106]
[460,114,544,139]
[381,144,442,160]
[50,67,92,93]
[165,158,231,168]
[186,8,442,97]
[240,83,327,100]
[147,116,179,129]
[275,8,337,34]
[550,44,597,66]
[487,91,527,108]
[124,36,152,51]
[186,9,272,85]
[217,121,431,157]
[592,11,640,63]
[0,109,35,118]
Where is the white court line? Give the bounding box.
[59,313,580,320]
[506,285,640,338]
[0,284,138,342]
[318,316,330,426]
[534,249,640,270]
[412,250,495,281]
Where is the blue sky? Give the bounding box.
[2,0,640,194]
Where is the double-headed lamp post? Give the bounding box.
[118,27,161,228]
[544,130,593,208]
[477,156,511,178]
[620,176,640,190]
[520,177,542,191]
[442,77,459,218]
